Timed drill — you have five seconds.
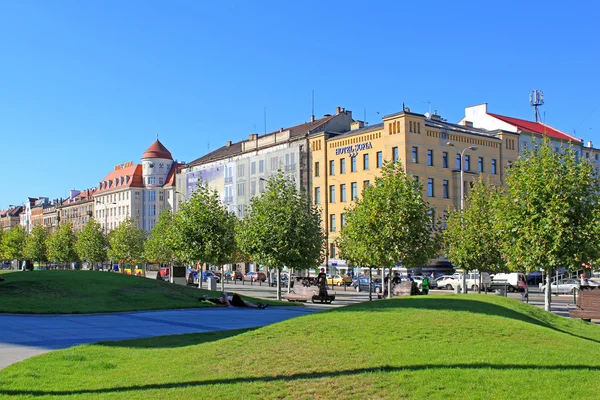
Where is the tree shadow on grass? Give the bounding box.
[330,296,600,345]
[96,328,254,349]
[3,363,600,397]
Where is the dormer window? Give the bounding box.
[149,163,155,169]
[126,176,130,184]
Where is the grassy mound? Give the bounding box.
[0,270,285,313]
[1,295,600,399]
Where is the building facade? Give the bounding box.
[0,206,23,231]
[93,140,179,233]
[309,107,519,273]
[42,202,61,234]
[58,189,96,232]
[179,107,354,218]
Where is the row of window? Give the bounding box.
[236,153,297,177]
[329,213,347,232]
[412,147,498,174]
[96,205,131,219]
[316,150,396,177]
[314,181,370,205]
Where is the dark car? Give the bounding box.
[271,274,295,288]
[353,277,382,293]
[201,270,221,283]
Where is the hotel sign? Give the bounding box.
[336,142,373,157]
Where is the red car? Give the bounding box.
[244,271,266,282]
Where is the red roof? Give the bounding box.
[164,163,182,187]
[62,188,97,205]
[95,164,144,194]
[142,139,173,160]
[489,113,581,143]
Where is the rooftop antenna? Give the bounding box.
[530,90,544,122]
[264,107,267,135]
[364,108,367,126]
[311,90,315,122]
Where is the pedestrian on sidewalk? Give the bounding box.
[519,278,528,302]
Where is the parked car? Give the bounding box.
[225,271,243,281]
[353,277,382,293]
[271,274,295,288]
[541,279,579,294]
[201,270,220,283]
[244,271,267,282]
[327,274,352,286]
[435,275,459,290]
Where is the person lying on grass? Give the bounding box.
[200,291,268,309]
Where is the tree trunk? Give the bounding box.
[276,267,281,301]
[221,265,225,292]
[387,267,392,299]
[287,267,292,293]
[462,271,467,294]
[369,267,372,301]
[545,270,552,312]
[198,263,203,290]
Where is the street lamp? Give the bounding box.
[446,143,478,210]
[446,143,478,294]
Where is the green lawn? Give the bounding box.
[0,270,288,313]
[1,295,600,399]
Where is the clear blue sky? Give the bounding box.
[1,0,599,208]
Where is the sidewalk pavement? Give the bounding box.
[0,306,317,371]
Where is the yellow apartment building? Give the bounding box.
[309,107,519,273]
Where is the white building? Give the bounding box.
[94,139,181,232]
[178,107,354,218]
[460,103,600,166]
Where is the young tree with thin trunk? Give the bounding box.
[107,219,146,273]
[2,226,26,268]
[499,141,600,312]
[144,208,176,266]
[75,219,107,270]
[24,225,48,268]
[238,171,324,300]
[47,222,78,268]
[444,177,506,293]
[170,181,237,289]
[337,162,441,299]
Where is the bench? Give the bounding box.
[569,286,600,321]
[283,286,335,304]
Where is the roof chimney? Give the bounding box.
[248,134,258,141]
[588,140,593,148]
[311,115,315,122]
[226,140,232,147]
[279,127,284,132]
[336,106,342,115]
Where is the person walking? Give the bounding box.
[422,275,430,295]
[519,278,528,302]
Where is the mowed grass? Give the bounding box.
[2,295,600,399]
[0,270,288,313]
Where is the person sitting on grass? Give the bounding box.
[200,291,267,309]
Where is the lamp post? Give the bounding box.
[446,143,478,293]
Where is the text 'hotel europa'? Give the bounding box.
[336,142,373,157]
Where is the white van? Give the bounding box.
[489,273,526,292]
[454,272,492,291]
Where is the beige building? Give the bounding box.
[0,206,23,231]
[58,189,96,232]
[309,107,519,273]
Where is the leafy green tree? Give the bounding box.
[337,162,440,298]
[171,181,237,289]
[2,226,26,267]
[47,222,78,268]
[75,219,107,270]
[107,219,146,272]
[0,228,4,259]
[499,141,600,311]
[444,177,506,293]
[238,171,324,300]
[144,208,175,265]
[24,225,48,267]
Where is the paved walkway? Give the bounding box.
[0,306,317,370]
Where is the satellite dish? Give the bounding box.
[424,112,431,119]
